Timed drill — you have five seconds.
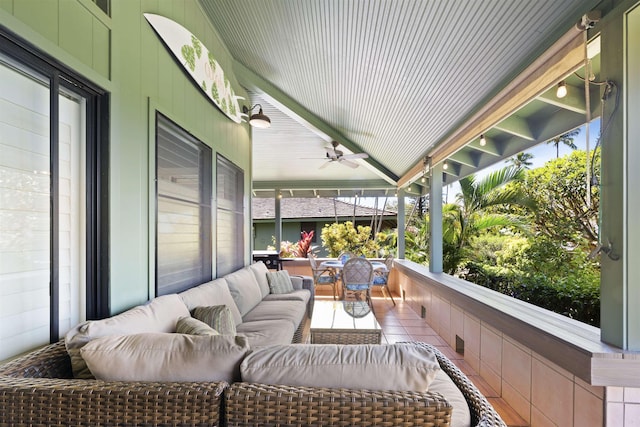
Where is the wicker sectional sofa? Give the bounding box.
[0,263,506,427]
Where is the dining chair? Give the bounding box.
[341,257,374,311]
[337,251,356,264]
[372,254,395,305]
[308,253,338,300]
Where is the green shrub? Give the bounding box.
[320,221,380,257]
[460,262,599,327]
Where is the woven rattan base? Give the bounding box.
[310,329,382,344]
[225,382,452,427]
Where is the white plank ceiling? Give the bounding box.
[199,0,600,197]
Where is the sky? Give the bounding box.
[340,118,601,207]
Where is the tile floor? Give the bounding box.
[315,286,528,427]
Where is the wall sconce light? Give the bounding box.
[242,104,271,128]
[556,81,567,99]
[443,162,449,170]
[479,134,487,146]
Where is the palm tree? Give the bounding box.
[547,129,580,158]
[506,152,534,169]
[441,166,534,273]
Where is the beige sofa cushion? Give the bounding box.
[235,319,296,347]
[80,333,249,383]
[65,294,190,378]
[430,369,472,427]
[225,268,264,316]
[241,343,441,391]
[262,289,310,304]
[179,278,242,326]
[248,262,271,298]
[241,300,306,329]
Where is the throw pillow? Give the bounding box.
[266,270,294,294]
[80,332,249,382]
[176,316,220,336]
[192,305,236,335]
[240,342,441,392]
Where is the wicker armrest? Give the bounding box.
[225,382,452,426]
[410,342,507,427]
[0,341,227,427]
[0,377,227,426]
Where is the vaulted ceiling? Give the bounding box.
[200,0,601,198]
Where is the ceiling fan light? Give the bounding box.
[249,108,271,128]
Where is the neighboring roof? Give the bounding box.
[252,198,397,221]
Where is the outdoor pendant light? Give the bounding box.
[242,104,271,128]
[556,81,567,98]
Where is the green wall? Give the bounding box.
[0,0,253,314]
[254,221,320,253]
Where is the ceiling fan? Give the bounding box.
[320,141,369,169]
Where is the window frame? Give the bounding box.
[215,154,245,276]
[0,25,110,340]
[154,112,212,296]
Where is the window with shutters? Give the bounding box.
[216,155,244,276]
[155,114,212,295]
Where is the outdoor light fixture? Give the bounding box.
[479,134,487,146]
[443,162,449,170]
[556,81,567,98]
[242,104,271,128]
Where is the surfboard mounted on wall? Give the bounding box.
[144,13,243,123]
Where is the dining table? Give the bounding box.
[319,259,388,272]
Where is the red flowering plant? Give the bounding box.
[293,230,314,258]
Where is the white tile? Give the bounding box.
[625,387,640,403]
[480,359,502,394]
[503,338,532,400]
[607,387,624,402]
[624,403,640,427]
[531,405,556,427]
[531,358,574,426]
[480,325,502,375]
[502,380,531,424]
[606,402,623,427]
[575,375,604,399]
[574,382,604,427]
[464,314,480,357]
[450,305,464,349]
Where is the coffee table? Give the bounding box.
[310,300,382,344]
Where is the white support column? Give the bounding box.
[397,188,405,258]
[429,163,443,273]
[600,3,640,350]
[274,192,282,252]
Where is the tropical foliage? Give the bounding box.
[276,230,316,258]
[441,166,532,273]
[402,149,601,326]
[547,129,579,158]
[320,221,381,257]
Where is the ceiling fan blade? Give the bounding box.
[339,159,360,168]
[319,160,332,169]
[341,153,369,160]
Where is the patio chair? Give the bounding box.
[341,257,374,311]
[372,254,396,305]
[308,253,338,300]
[338,251,356,264]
